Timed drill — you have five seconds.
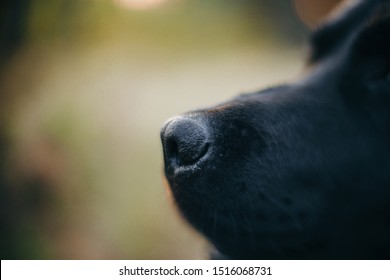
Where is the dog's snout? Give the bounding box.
[161,117,209,166]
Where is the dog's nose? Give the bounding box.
[161,117,209,166]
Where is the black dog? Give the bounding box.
[160,0,390,259]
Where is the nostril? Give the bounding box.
[166,137,179,160]
[161,117,209,166]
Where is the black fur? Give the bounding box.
[160,0,390,259]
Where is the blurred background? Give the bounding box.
[0,0,340,259]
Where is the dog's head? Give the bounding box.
[160,0,390,259]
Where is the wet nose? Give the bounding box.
[161,117,209,166]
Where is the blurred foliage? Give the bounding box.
[0,0,30,62]
[25,0,307,48]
